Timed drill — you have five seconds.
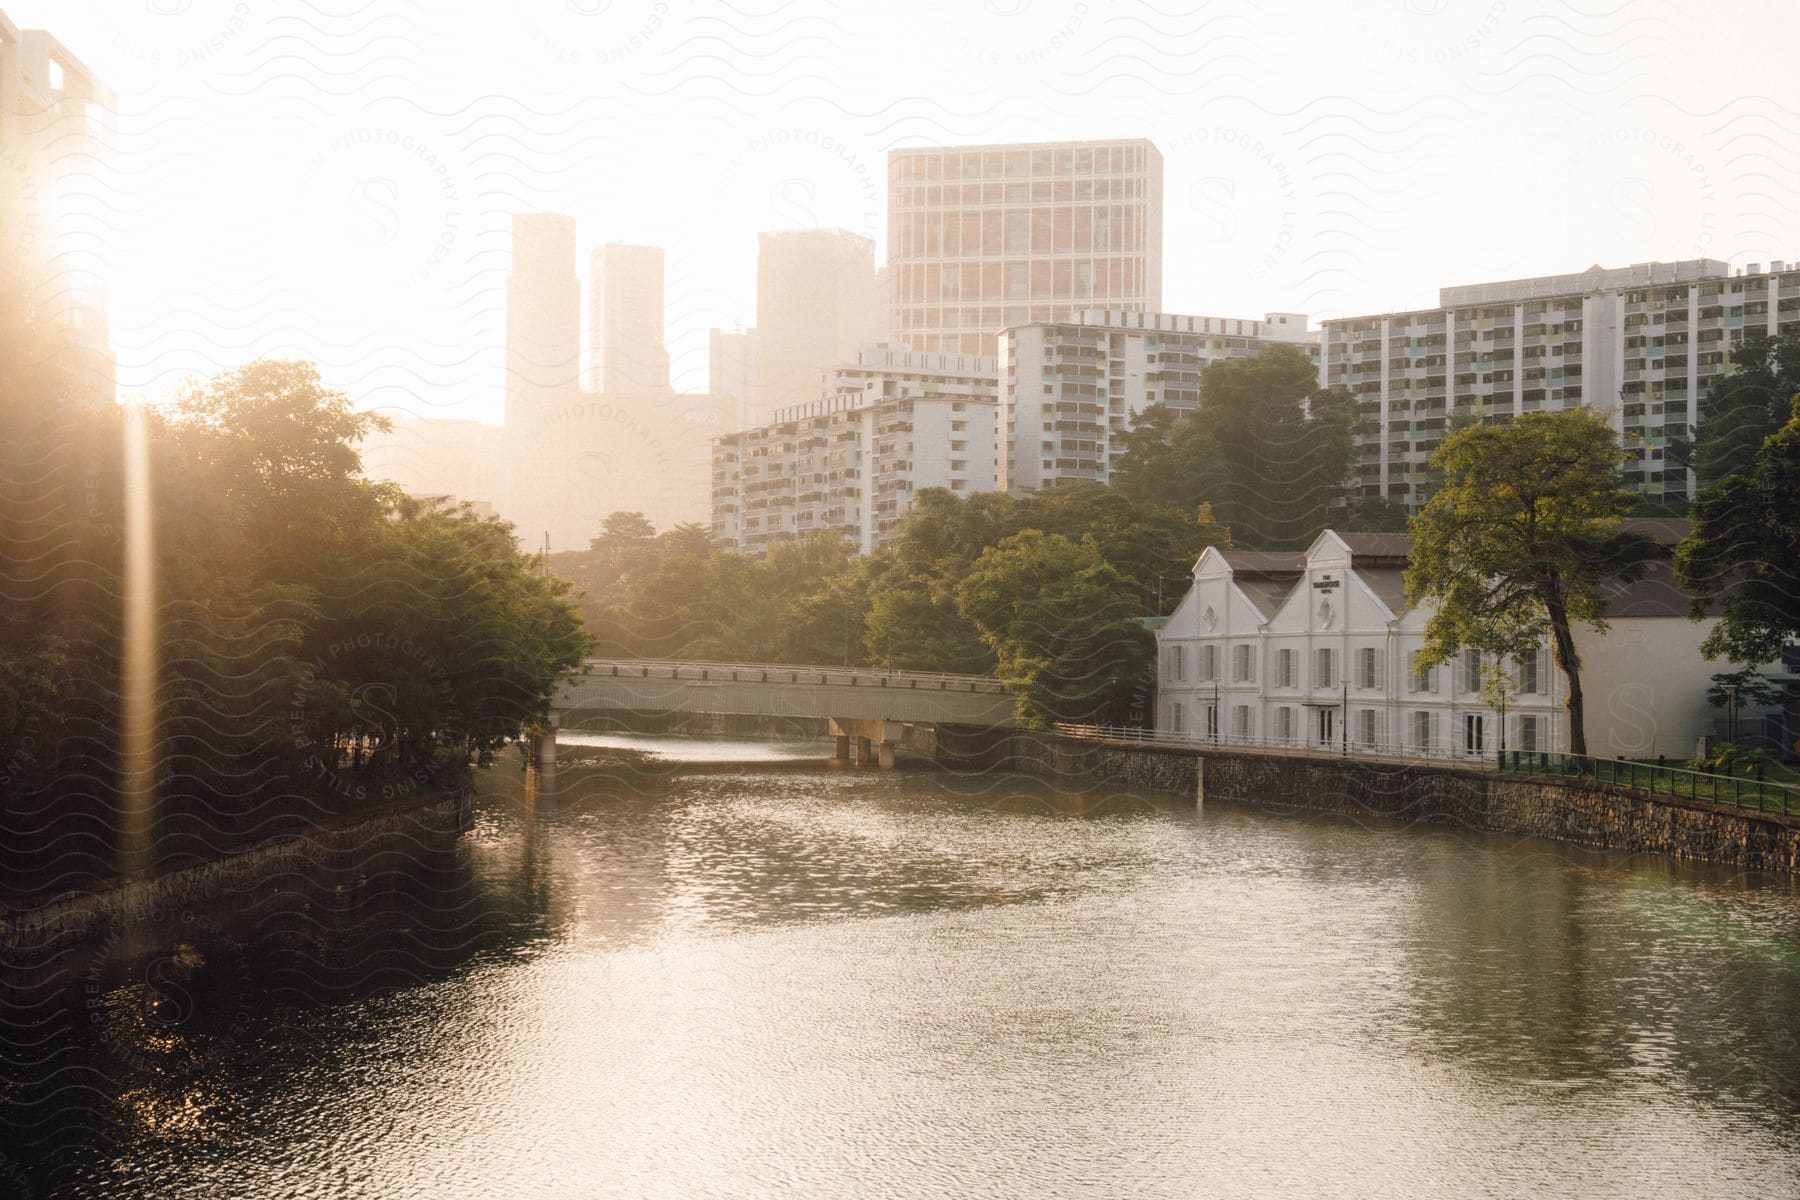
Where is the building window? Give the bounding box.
[1358,709,1378,748]
[1519,651,1543,695]
[1171,702,1184,733]
[1314,647,1335,689]
[1357,646,1379,690]
[1464,712,1487,755]
[1413,711,1432,753]
[1277,648,1296,687]
[1233,644,1254,683]
[1520,715,1538,752]
[1276,707,1295,745]
[1233,705,1251,739]
[1463,648,1483,693]
[1201,644,1219,682]
[1410,656,1436,693]
[1205,704,1219,740]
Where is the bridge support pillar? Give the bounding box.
[833,734,850,764]
[830,718,904,769]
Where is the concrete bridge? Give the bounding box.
[553,659,1018,767]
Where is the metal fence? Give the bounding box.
[1496,750,1800,817]
[1054,724,1800,818]
[1052,722,1494,767]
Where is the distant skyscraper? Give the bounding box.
[754,228,883,421]
[589,243,670,395]
[504,213,582,423]
[887,138,1164,357]
[498,213,732,550]
[709,326,759,430]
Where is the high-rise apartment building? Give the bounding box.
[589,243,670,395]
[1322,258,1800,510]
[999,309,1311,492]
[713,346,998,555]
[1,11,115,395]
[754,228,884,422]
[888,139,1164,358]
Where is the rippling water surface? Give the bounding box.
[8,735,1800,1198]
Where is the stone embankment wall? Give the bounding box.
[0,790,473,956]
[959,732,1800,875]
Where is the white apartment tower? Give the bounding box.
[1324,258,1800,510]
[887,139,1164,358]
[1000,308,1313,492]
[713,346,999,555]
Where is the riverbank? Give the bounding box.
[956,728,1800,876]
[0,788,473,962]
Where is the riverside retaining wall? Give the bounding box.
[966,732,1800,875]
[0,789,474,958]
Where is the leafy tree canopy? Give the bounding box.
[1404,408,1658,756]
[1675,394,1800,666]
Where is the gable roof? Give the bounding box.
[1218,549,1305,622]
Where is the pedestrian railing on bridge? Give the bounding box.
[1496,750,1800,817]
[576,658,1008,692]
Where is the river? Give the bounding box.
[6,733,1800,1198]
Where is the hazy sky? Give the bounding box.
[13,0,1800,423]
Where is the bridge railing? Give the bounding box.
[576,658,1009,693]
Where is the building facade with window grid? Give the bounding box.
[887,139,1164,358]
[998,308,1314,491]
[1154,526,1737,762]
[1322,258,1800,511]
[712,345,997,555]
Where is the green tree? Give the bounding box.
[1668,330,1800,489]
[1112,402,1225,514]
[1112,343,1353,548]
[956,531,1153,729]
[1674,395,1800,666]
[1404,409,1657,756]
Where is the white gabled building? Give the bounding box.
[1155,526,1739,762]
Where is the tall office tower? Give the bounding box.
[1,12,116,397]
[501,213,583,549]
[501,213,734,550]
[999,309,1310,492]
[887,139,1164,358]
[588,243,670,395]
[504,213,582,421]
[1321,258,1800,512]
[754,228,883,422]
[712,345,999,555]
[709,326,759,430]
